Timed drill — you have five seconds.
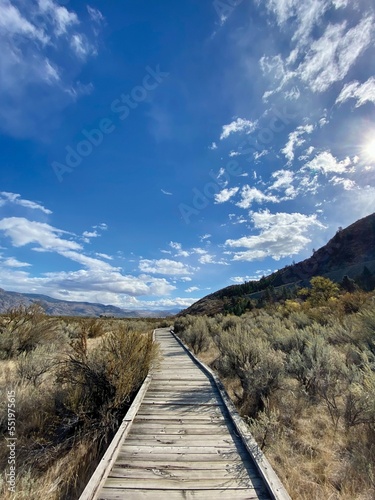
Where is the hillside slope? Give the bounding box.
[0,289,175,317]
[181,212,375,316]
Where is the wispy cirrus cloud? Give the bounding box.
[0,192,52,214]
[260,4,375,98]
[336,77,375,108]
[0,0,104,137]
[220,118,257,140]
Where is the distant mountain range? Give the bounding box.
[181,212,375,316]
[0,289,179,318]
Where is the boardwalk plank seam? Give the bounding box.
[80,328,291,500]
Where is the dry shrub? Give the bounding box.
[78,318,106,339]
[175,292,375,499]
[17,344,59,386]
[0,319,157,500]
[0,304,60,359]
[215,323,285,416]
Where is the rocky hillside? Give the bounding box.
[0,289,175,318]
[181,212,375,316]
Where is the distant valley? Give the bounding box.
[0,289,178,318]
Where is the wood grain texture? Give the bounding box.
[83,328,288,499]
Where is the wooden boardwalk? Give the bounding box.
[80,328,290,500]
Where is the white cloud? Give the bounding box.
[269,169,294,190]
[0,0,101,136]
[225,210,325,261]
[94,223,108,231]
[329,176,357,190]
[2,257,31,268]
[0,0,49,43]
[230,271,272,283]
[87,5,104,24]
[299,16,374,93]
[0,215,178,303]
[169,241,190,257]
[192,247,208,255]
[70,33,96,59]
[260,11,375,97]
[336,77,375,108]
[236,185,280,209]
[185,286,200,293]
[139,259,194,275]
[138,297,197,309]
[284,86,301,100]
[0,217,81,252]
[209,142,218,150]
[200,234,211,241]
[220,118,257,140]
[214,187,239,204]
[95,252,113,260]
[38,0,79,36]
[254,150,268,161]
[0,192,53,214]
[298,146,315,161]
[268,169,296,199]
[0,265,176,302]
[161,189,173,195]
[230,276,256,283]
[281,124,314,164]
[198,254,228,265]
[82,230,99,239]
[303,151,353,174]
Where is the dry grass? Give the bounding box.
[0,308,158,499]
[175,291,375,499]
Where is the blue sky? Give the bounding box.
[0,0,375,311]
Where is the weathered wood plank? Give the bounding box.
[116,451,249,462]
[142,398,223,405]
[133,415,226,422]
[123,436,239,447]
[129,425,229,435]
[98,488,266,499]
[171,331,291,500]
[136,406,224,414]
[120,444,242,454]
[112,460,254,471]
[102,477,264,489]
[85,329,283,500]
[108,466,260,481]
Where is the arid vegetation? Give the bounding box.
[174,280,375,499]
[0,305,160,499]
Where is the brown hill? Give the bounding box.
[181,212,375,316]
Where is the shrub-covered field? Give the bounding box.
[174,284,375,499]
[0,305,160,499]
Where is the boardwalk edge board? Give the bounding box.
[78,330,157,500]
[170,329,291,500]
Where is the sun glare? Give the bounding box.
[363,138,375,162]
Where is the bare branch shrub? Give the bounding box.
[17,344,59,386]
